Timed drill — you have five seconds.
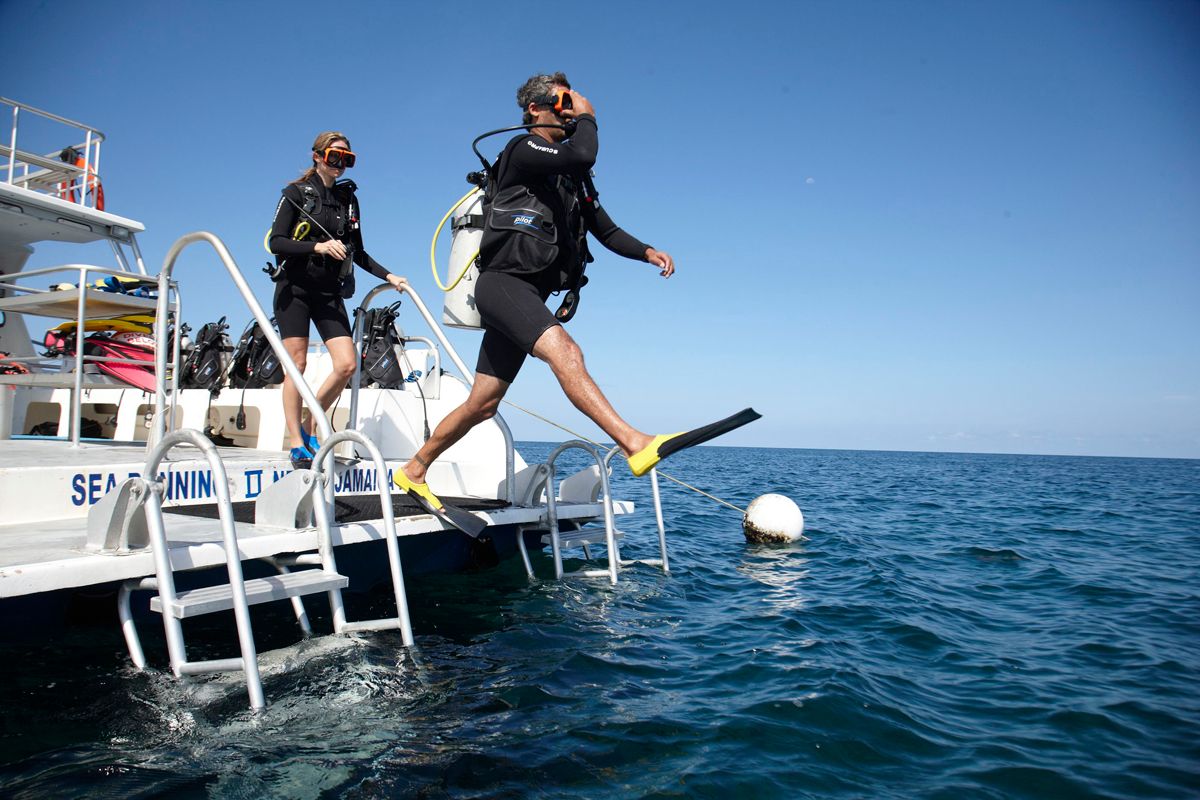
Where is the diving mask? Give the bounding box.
[534,91,573,115]
[317,147,356,169]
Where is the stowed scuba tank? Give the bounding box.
[441,187,485,330]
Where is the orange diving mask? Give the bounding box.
[534,92,573,114]
[317,147,356,169]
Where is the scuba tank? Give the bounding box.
[441,188,485,330]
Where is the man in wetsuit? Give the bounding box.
[394,72,676,502]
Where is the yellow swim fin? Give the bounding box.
[628,408,762,477]
[51,314,156,335]
[393,467,487,538]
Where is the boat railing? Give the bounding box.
[0,262,180,444]
[350,282,516,504]
[396,335,442,397]
[1,96,104,210]
[154,231,334,451]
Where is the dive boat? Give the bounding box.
[0,98,670,709]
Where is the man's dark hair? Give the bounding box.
[518,72,571,124]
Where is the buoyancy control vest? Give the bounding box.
[276,177,360,296]
[179,317,232,394]
[479,137,592,290]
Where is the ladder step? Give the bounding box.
[543,527,625,547]
[338,618,403,634]
[150,570,349,619]
[179,657,245,675]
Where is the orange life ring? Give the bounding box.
[57,155,105,211]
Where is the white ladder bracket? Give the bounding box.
[512,463,550,507]
[85,477,150,552]
[558,464,606,503]
[254,468,318,528]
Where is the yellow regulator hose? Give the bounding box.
[431,188,482,292]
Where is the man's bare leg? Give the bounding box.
[401,372,511,484]
[531,325,652,456]
[401,325,652,485]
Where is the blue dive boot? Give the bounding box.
[300,426,320,455]
[289,442,315,469]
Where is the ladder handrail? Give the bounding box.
[541,440,620,584]
[154,231,332,449]
[602,447,669,574]
[310,429,414,645]
[349,282,516,503]
[141,428,266,710]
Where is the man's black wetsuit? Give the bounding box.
[268,174,390,340]
[476,114,652,383]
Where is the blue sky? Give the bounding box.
[3,0,1197,458]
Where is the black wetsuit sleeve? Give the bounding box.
[505,115,599,176]
[268,185,317,257]
[353,247,389,281]
[584,196,651,261]
[350,197,390,281]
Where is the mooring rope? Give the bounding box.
[501,399,749,515]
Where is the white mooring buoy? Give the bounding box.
[743,493,805,543]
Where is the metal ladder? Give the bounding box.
[264,429,414,639]
[116,429,411,711]
[515,442,670,584]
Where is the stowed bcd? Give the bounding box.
[356,301,407,389]
[228,318,284,390]
[179,317,232,394]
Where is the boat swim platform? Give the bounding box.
[0,439,631,598]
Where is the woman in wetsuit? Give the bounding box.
[268,131,407,465]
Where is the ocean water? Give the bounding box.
[1,446,1197,799]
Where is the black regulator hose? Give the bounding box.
[470,121,576,173]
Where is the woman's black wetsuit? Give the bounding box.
[268,174,390,339]
[476,115,651,383]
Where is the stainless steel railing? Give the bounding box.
[1,96,104,210]
[154,231,334,451]
[0,262,179,444]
